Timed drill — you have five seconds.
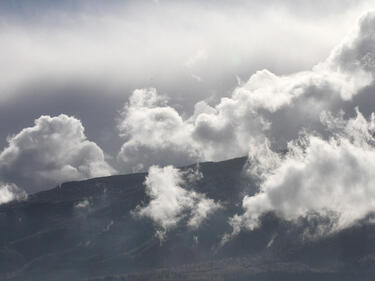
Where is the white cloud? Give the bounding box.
[0,182,27,205]
[328,10,375,75]
[117,11,375,171]
[0,114,115,193]
[75,199,90,209]
[188,196,220,229]
[117,88,200,172]
[133,165,221,240]
[246,138,281,181]
[226,109,375,241]
[185,49,208,69]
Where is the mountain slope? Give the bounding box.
[1,157,375,281]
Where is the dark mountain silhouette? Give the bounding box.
[1,156,375,281]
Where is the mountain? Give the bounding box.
[1,156,375,281]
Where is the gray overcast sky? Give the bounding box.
[1,0,375,192]
[0,0,371,150]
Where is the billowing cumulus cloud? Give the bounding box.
[0,114,115,193]
[133,165,221,240]
[328,11,375,76]
[226,109,375,240]
[117,89,200,172]
[0,182,27,205]
[117,11,375,172]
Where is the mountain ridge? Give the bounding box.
[1,156,375,281]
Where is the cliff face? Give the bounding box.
[1,156,375,281]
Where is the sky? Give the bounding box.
[1,0,375,199]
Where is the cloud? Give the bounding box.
[226,109,375,240]
[0,182,27,205]
[246,138,281,182]
[328,10,375,76]
[74,199,90,209]
[117,11,375,171]
[117,89,200,172]
[1,4,375,205]
[133,165,221,240]
[0,0,372,105]
[0,1,374,172]
[0,114,115,193]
